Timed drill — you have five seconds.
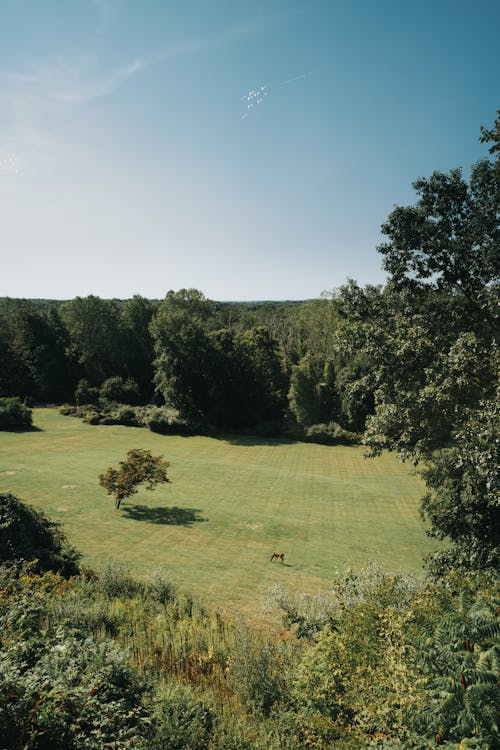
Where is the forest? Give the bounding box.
[0,116,498,748]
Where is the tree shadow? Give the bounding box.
[122,504,207,526]
[0,425,43,433]
[221,434,298,447]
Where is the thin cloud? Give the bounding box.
[55,57,149,104]
[0,19,267,176]
[4,22,262,113]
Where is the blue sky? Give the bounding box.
[1,0,498,300]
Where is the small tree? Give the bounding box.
[99,449,171,510]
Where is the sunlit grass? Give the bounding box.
[0,408,437,619]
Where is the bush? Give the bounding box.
[96,406,140,426]
[83,410,101,425]
[0,397,32,429]
[74,379,99,406]
[228,625,288,717]
[0,493,80,576]
[111,405,141,426]
[151,683,216,750]
[304,422,358,445]
[0,630,151,749]
[100,376,139,405]
[59,403,77,416]
[94,562,146,599]
[143,406,192,435]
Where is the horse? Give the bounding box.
[270,552,285,562]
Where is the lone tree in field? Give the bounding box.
[99,449,170,510]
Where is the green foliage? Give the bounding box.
[100,376,140,404]
[480,109,500,160]
[411,580,500,748]
[421,393,500,574]
[74,378,99,406]
[101,404,141,426]
[0,396,32,429]
[151,683,215,750]
[288,354,321,427]
[60,400,193,433]
[235,326,287,425]
[0,614,152,748]
[0,299,73,402]
[304,422,357,446]
[227,625,289,717]
[161,288,216,321]
[288,355,340,429]
[363,328,498,460]
[143,405,192,434]
[99,448,171,510]
[274,564,429,747]
[59,403,78,415]
[61,295,125,384]
[151,308,213,424]
[152,296,287,429]
[330,267,497,576]
[377,160,499,300]
[0,550,497,750]
[120,295,157,400]
[292,626,352,722]
[0,493,80,576]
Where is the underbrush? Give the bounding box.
[59,402,193,434]
[0,558,497,749]
[59,402,361,446]
[303,421,359,445]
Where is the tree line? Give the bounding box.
[0,289,346,434]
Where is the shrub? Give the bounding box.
[59,403,77,416]
[110,405,141,426]
[147,572,177,606]
[228,625,288,717]
[100,376,139,405]
[304,422,358,445]
[0,493,80,576]
[143,406,192,435]
[74,379,99,406]
[0,631,152,750]
[0,396,32,429]
[151,683,216,750]
[103,405,141,427]
[83,411,101,425]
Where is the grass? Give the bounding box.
[0,408,438,621]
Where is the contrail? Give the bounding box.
[280,73,309,86]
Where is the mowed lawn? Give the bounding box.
[0,408,438,619]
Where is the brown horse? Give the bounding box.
[270,552,285,562]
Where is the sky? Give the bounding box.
[0,0,498,301]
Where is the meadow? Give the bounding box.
[0,408,437,620]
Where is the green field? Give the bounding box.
[0,409,437,619]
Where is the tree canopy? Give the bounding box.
[99,449,171,510]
